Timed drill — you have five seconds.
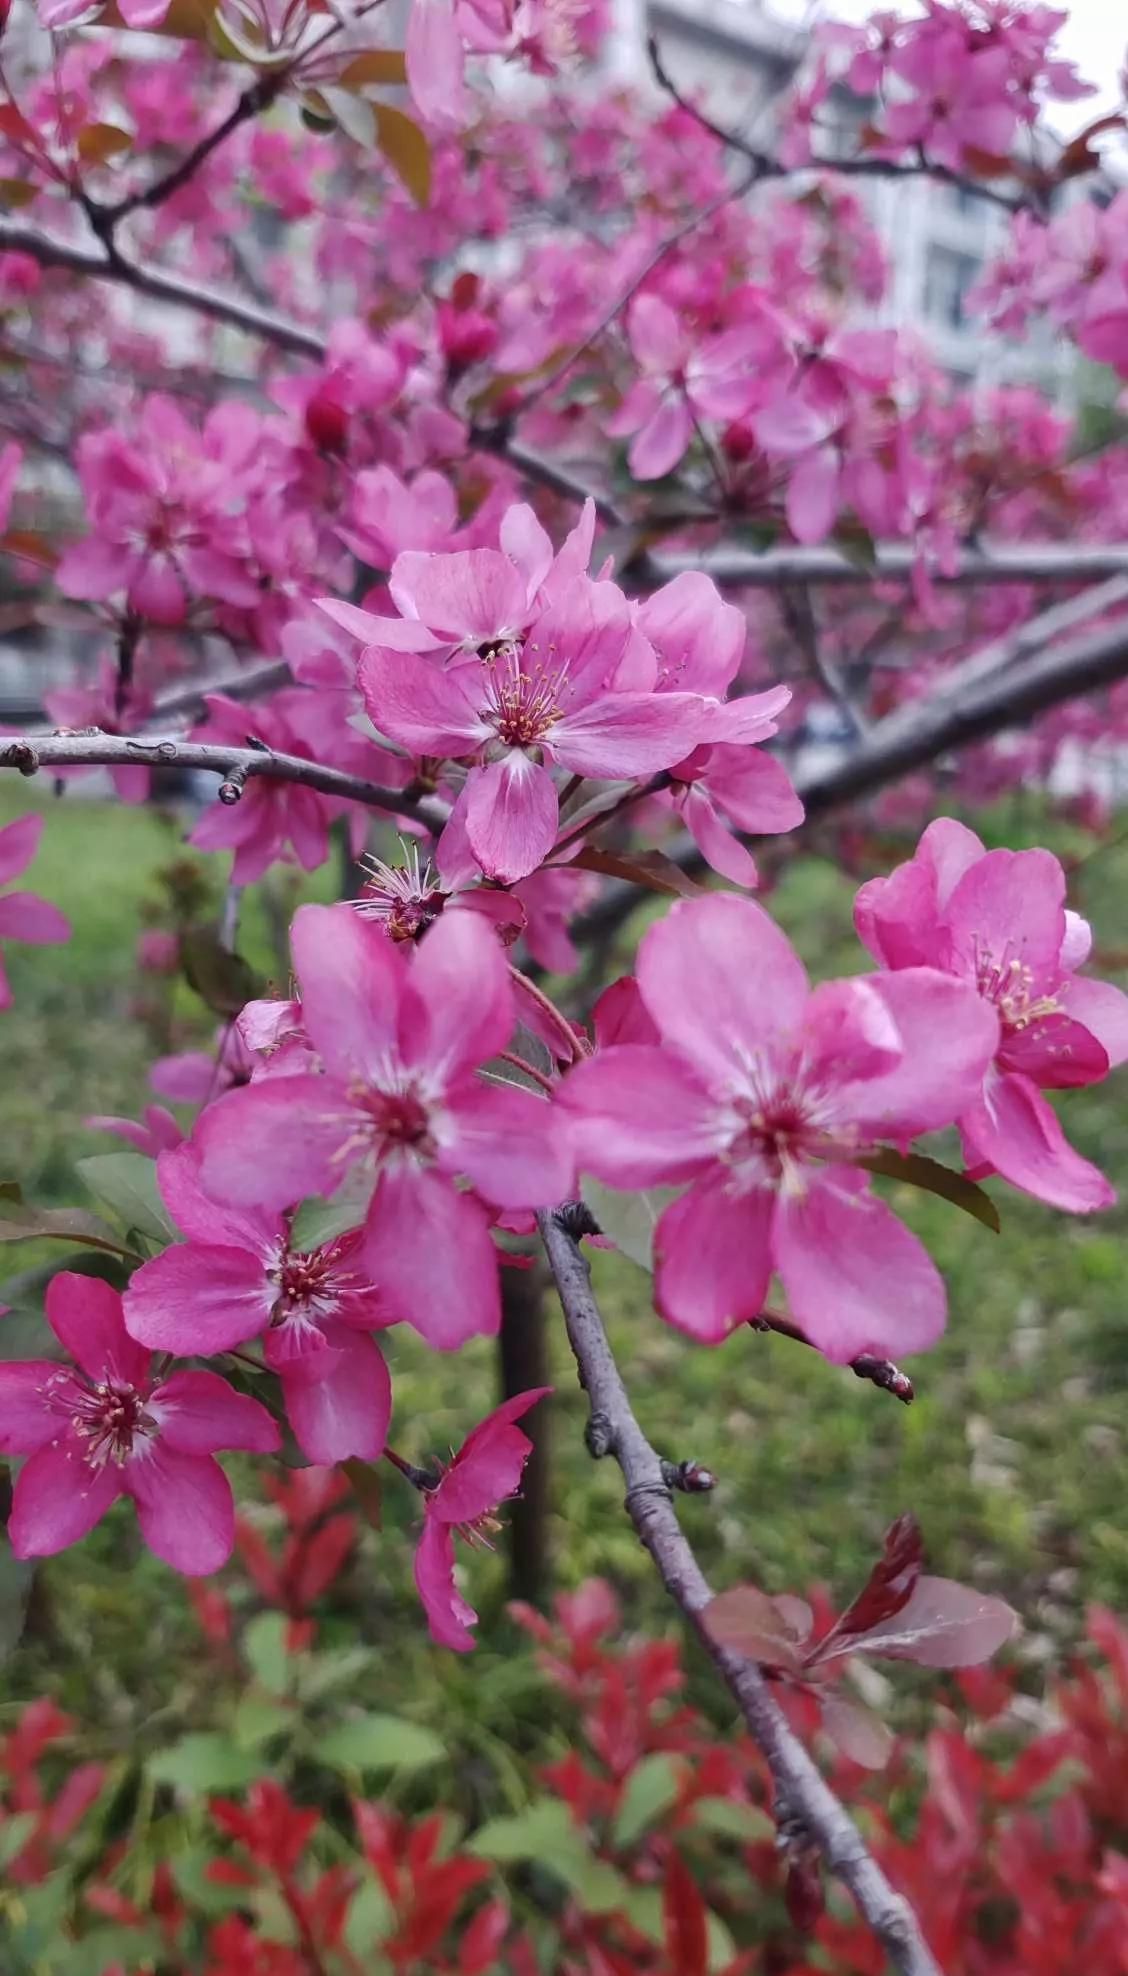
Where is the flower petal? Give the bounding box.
[364,1166,500,1349]
[654,1175,773,1343]
[407,905,514,1082]
[638,893,809,1089]
[0,894,70,944]
[195,1074,361,1212]
[773,1175,946,1364]
[559,1044,717,1186]
[126,1446,235,1576]
[961,1067,1114,1213]
[124,1242,272,1356]
[291,902,408,1081]
[152,1369,281,1455]
[415,1515,477,1651]
[0,1362,64,1454]
[46,1273,148,1389]
[0,814,42,886]
[283,1333,391,1464]
[443,1080,574,1207]
[465,756,558,884]
[9,1442,122,1558]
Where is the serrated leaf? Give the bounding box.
[821,1575,1018,1669]
[579,1176,684,1272]
[703,1585,807,1673]
[569,845,702,898]
[148,1734,262,1793]
[857,1147,1000,1232]
[612,1753,683,1848]
[242,1611,291,1694]
[338,49,407,88]
[691,1797,773,1843]
[318,1714,444,1774]
[374,104,431,204]
[76,121,132,164]
[76,1153,177,1245]
[180,926,263,1017]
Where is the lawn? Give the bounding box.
[2,778,1128,1772]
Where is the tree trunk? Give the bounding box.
[497,1260,551,1604]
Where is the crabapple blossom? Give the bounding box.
[413,1388,551,1650]
[561,893,1000,1361]
[0,1273,279,1573]
[123,1146,392,1465]
[607,296,766,481]
[195,903,573,1347]
[855,819,1128,1212]
[0,815,70,1011]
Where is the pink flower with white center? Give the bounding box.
[0,814,70,1010]
[855,818,1128,1213]
[355,840,526,948]
[349,575,704,882]
[413,1388,551,1650]
[666,742,805,889]
[123,1147,391,1466]
[560,893,999,1361]
[195,903,573,1349]
[608,295,764,481]
[0,1272,279,1574]
[320,498,597,663]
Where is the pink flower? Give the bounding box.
[414,1388,550,1650]
[332,555,704,882]
[0,814,70,1010]
[407,0,470,133]
[0,441,21,533]
[855,819,1128,1212]
[560,893,999,1361]
[0,1272,279,1574]
[195,904,573,1349]
[608,295,763,480]
[666,743,805,888]
[884,36,1017,172]
[340,466,460,569]
[123,1147,392,1466]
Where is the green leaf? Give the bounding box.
[148,1734,263,1793]
[289,1175,369,1251]
[374,104,431,204]
[344,1877,394,1956]
[0,1191,135,1258]
[611,1753,683,1848]
[857,1148,1001,1233]
[580,1176,685,1272]
[232,1696,294,1751]
[180,926,263,1017]
[242,1612,291,1695]
[0,1811,36,1870]
[317,1714,444,1775]
[691,1797,774,1843]
[471,1800,628,1913]
[76,1153,178,1245]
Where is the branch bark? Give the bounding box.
[536,1207,942,1976]
[0,730,443,827]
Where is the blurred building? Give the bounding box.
[603,0,1076,396]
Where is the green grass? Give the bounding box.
[3,782,1128,1769]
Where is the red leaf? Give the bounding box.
[819,1692,895,1771]
[784,1856,824,1933]
[814,1513,923,1655]
[703,1586,808,1673]
[292,1512,356,1609]
[819,1575,1018,1669]
[663,1853,709,1976]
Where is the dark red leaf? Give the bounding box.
[784,1855,824,1934]
[813,1513,923,1655]
[819,1692,895,1771]
[568,846,703,898]
[663,1852,709,1976]
[822,1575,1018,1669]
[703,1586,808,1674]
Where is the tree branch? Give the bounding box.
[537,1208,941,1976]
[0,730,443,826]
[649,542,1128,589]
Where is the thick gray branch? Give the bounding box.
[649,543,1128,589]
[537,1209,943,1976]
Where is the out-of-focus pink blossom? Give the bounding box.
[0,814,70,1011]
[414,1388,550,1649]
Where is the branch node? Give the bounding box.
[557,1199,601,1240]
[584,1410,615,1460]
[660,1456,717,1494]
[2,742,39,777]
[218,768,248,806]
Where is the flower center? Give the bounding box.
[479,642,565,751]
[356,847,445,943]
[720,1064,853,1194]
[973,940,1062,1035]
[46,1371,155,1470]
[349,1083,436,1165]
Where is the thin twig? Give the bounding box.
[536,1208,941,1976]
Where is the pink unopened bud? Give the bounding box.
[137,929,180,975]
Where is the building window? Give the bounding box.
[924,245,981,330]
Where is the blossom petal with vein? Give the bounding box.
[414,1389,551,1651]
